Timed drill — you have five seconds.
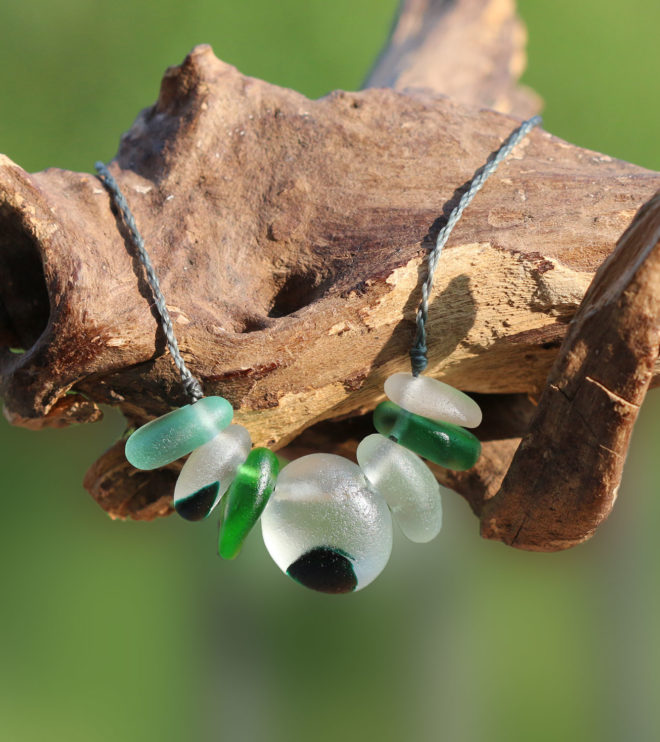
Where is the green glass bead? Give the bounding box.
[373,400,481,471]
[125,396,233,470]
[218,447,280,560]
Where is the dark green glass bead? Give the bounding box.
[373,400,481,471]
[218,447,280,560]
[287,547,358,594]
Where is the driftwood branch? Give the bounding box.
[1,0,658,549]
[480,192,660,549]
[365,0,542,117]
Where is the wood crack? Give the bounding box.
[584,375,641,409]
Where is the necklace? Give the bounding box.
[94,114,541,594]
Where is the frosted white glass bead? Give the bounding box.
[261,453,393,594]
[356,434,442,543]
[384,372,482,428]
[173,424,252,521]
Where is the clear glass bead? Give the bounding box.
[384,372,482,428]
[261,453,392,594]
[173,424,251,521]
[357,434,443,543]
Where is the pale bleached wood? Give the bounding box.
[365,0,542,116]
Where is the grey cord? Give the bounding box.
[409,115,542,376]
[94,162,205,403]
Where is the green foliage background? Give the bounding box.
[1,2,659,740]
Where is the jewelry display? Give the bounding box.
[94,115,540,594]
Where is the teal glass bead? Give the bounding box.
[125,396,233,470]
[218,448,280,560]
[373,400,481,471]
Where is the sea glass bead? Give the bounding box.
[218,448,280,559]
[384,372,482,428]
[261,453,393,594]
[356,434,443,543]
[173,424,251,521]
[125,396,233,470]
[373,400,481,470]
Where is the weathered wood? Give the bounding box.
[1,47,657,427]
[366,0,542,117]
[83,440,182,521]
[0,2,658,536]
[480,191,660,550]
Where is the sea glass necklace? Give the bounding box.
[95,114,541,594]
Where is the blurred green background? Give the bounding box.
[1,1,659,740]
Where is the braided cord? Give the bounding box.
[94,162,204,403]
[409,115,542,376]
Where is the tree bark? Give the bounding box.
[0,1,658,547]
